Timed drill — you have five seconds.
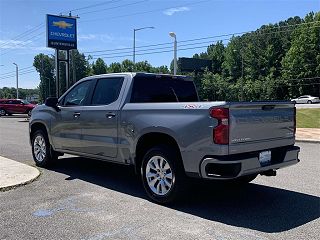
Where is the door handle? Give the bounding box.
[73,112,81,118]
[106,112,116,119]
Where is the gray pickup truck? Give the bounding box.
[29,73,300,203]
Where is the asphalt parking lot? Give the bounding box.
[0,116,319,240]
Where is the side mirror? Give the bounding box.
[45,97,59,111]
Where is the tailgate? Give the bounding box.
[229,102,295,154]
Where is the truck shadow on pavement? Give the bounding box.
[50,156,320,233]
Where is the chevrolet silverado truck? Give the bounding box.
[29,73,300,203]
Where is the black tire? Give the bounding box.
[31,129,58,167]
[0,108,6,116]
[141,144,186,204]
[307,100,312,104]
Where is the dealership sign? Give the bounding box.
[47,14,77,50]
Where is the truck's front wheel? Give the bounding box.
[31,129,58,167]
[141,145,185,204]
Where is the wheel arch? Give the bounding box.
[134,132,183,174]
[30,121,51,145]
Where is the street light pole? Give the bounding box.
[169,32,177,75]
[133,26,155,65]
[13,63,19,99]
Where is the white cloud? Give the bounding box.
[163,6,190,16]
[78,33,113,42]
[0,39,50,54]
[0,40,33,50]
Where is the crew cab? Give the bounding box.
[29,73,300,203]
[0,99,36,116]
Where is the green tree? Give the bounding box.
[107,62,122,73]
[92,58,107,75]
[281,12,320,98]
[121,59,134,72]
[33,53,55,101]
[135,61,152,72]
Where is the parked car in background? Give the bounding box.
[0,99,36,116]
[291,95,320,104]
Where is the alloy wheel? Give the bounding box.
[33,135,47,162]
[145,156,174,196]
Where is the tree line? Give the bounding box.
[0,87,38,100]
[31,11,319,102]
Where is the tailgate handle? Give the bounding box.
[262,105,275,111]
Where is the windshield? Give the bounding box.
[22,100,31,104]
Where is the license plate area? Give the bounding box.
[259,150,271,166]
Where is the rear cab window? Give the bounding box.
[91,77,124,105]
[130,74,198,103]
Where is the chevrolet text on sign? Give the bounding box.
[47,14,77,50]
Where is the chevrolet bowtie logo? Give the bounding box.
[52,21,73,29]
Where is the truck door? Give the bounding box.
[79,77,125,160]
[51,80,93,152]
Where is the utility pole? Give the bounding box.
[55,49,59,98]
[72,50,76,85]
[169,32,177,75]
[13,63,18,99]
[133,26,154,65]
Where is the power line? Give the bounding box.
[0,69,37,78]
[84,21,320,56]
[91,38,231,58]
[0,69,37,80]
[81,0,210,23]
[91,44,224,60]
[0,33,45,56]
[0,23,44,48]
[0,66,34,77]
[78,0,148,15]
[90,23,320,58]
[67,0,123,14]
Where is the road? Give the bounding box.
[0,116,319,240]
[295,103,320,109]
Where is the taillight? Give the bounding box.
[210,108,229,144]
[293,107,296,134]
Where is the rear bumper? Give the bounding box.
[199,145,300,179]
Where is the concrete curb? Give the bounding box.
[0,157,40,192]
[296,139,320,144]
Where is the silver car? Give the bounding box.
[291,95,320,104]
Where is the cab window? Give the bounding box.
[63,81,91,106]
[91,78,124,105]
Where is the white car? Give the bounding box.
[291,95,320,104]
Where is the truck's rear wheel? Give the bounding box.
[31,129,58,167]
[141,145,186,204]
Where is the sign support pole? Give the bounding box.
[66,50,70,90]
[55,49,60,98]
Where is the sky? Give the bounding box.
[0,0,319,89]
